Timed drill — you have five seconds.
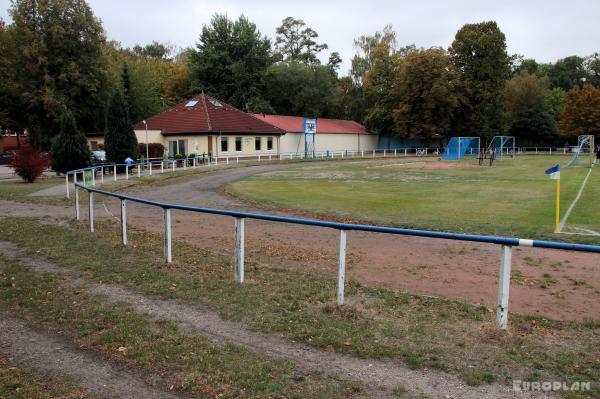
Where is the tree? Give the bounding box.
[544,87,567,121]
[8,0,107,149]
[9,146,48,183]
[547,56,586,91]
[394,48,468,144]
[189,14,272,110]
[503,72,557,143]
[327,52,342,75]
[132,41,173,60]
[104,89,139,164]
[50,111,90,173]
[121,62,134,120]
[263,62,341,117]
[274,17,328,65]
[449,21,510,137]
[558,85,600,137]
[351,25,398,86]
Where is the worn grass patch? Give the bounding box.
[0,178,70,205]
[0,255,364,399]
[0,217,598,397]
[0,355,94,399]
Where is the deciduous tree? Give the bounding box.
[558,85,600,137]
[274,17,328,65]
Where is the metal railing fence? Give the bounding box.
[72,181,600,331]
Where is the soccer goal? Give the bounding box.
[443,137,481,160]
[488,136,516,160]
[565,135,595,168]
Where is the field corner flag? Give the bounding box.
[545,164,561,233]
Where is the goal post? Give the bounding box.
[443,137,480,160]
[488,136,516,160]
[565,135,594,168]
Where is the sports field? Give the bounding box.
[227,155,599,242]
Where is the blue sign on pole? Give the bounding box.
[303,118,316,158]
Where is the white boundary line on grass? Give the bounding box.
[559,164,595,233]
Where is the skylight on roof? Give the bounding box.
[208,98,223,107]
[185,100,198,107]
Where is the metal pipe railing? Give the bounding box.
[73,182,600,330]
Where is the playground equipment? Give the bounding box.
[442,137,480,160]
[488,136,516,160]
[565,135,595,168]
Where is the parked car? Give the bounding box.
[0,151,16,165]
[91,150,106,162]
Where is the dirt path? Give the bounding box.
[0,316,179,399]
[0,240,555,399]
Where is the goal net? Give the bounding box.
[487,136,516,160]
[443,137,480,160]
[565,135,594,168]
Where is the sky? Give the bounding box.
[1,0,599,74]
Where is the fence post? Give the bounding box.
[405,149,407,157]
[361,151,364,158]
[372,150,375,158]
[88,191,94,233]
[383,149,386,157]
[234,217,245,283]
[184,159,187,170]
[394,149,397,157]
[75,186,80,220]
[65,174,70,198]
[92,168,95,186]
[226,157,229,165]
[120,199,127,245]
[137,164,141,177]
[126,165,129,180]
[161,161,164,174]
[149,162,153,175]
[496,245,512,329]
[113,165,117,181]
[172,161,175,172]
[100,167,104,184]
[163,208,172,263]
[337,229,347,306]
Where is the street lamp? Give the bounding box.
[142,120,149,164]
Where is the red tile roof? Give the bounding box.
[252,114,373,135]
[133,95,285,135]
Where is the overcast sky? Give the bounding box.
[1,0,599,74]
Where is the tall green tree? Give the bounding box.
[189,14,272,111]
[8,0,107,149]
[104,89,139,163]
[394,48,468,144]
[449,21,510,137]
[503,72,557,143]
[50,110,90,173]
[558,85,600,137]
[547,56,586,91]
[274,17,328,65]
[263,62,341,117]
[544,87,567,122]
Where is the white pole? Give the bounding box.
[161,161,164,174]
[383,149,386,157]
[91,168,95,186]
[100,167,104,184]
[172,161,175,172]
[496,245,513,329]
[361,151,364,158]
[183,159,187,170]
[88,191,94,233]
[405,149,407,157]
[193,157,196,168]
[372,150,375,158]
[137,164,141,177]
[126,166,129,180]
[65,174,70,198]
[163,208,172,263]
[149,162,152,175]
[337,230,347,306]
[234,217,245,283]
[75,186,80,220]
[120,199,127,245]
[113,165,117,181]
[394,149,397,157]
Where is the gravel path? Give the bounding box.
[0,240,555,399]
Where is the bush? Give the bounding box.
[9,147,48,183]
[174,153,184,159]
[138,142,164,159]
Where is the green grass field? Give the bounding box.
[226,156,599,243]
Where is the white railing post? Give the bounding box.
[337,230,347,306]
[113,165,117,181]
[163,208,172,263]
[394,149,397,157]
[405,149,407,157]
[88,191,94,233]
[234,217,245,283]
[126,165,129,180]
[193,157,197,168]
[100,167,104,184]
[65,174,70,198]
[496,245,512,329]
[149,162,153,175]
[383,149,386,157]
[137,164,141,177]
[361,151,364,158]
[120,199,127,245]
[372,150,375,158]
[75,186,80,220]
[172,161,175,172]
[184,159,187,170]
[161,161,164,174]
[91,168,95,186]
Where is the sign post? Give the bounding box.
[303,118,316,158]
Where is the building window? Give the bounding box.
[220,136,228,152]
[168,139,188,156]
[235,137,242,152]
[255,137,261,151]
[267,136,273,151]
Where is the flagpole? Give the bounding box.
[555,177,560,233]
